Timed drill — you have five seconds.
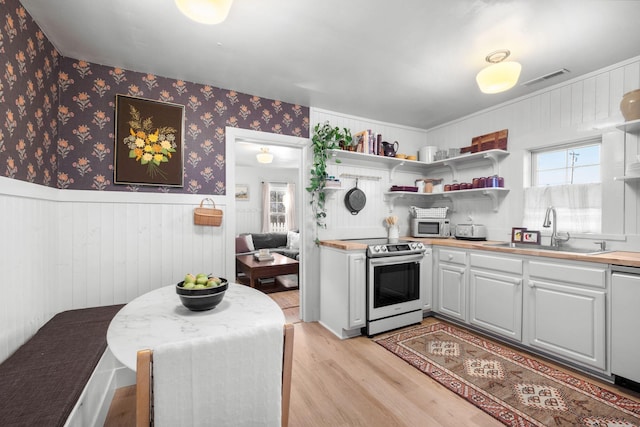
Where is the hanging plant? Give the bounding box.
[307,121,352,242]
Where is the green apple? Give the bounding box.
[184,273,196,284]
[206,277,221,287]
[182,281,196,289]
[193,284,206,290]
[196,276,208,285]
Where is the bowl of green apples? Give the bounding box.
[176,273,228,311]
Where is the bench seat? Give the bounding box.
[0,304,124,427]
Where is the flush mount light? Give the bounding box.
[476,49,522,94]
[256,147,273,164]
[175,0,233,25]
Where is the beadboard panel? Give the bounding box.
[312,108,428,158]
[0,177,228,363]
[425,56,640,248]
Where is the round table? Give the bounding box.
[107,283,285,371]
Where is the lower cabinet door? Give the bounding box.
[526,279,606,370]
[348,253,366,329]
[469,269,522,341]
[436,263,466,321]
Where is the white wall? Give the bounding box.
[0,176,230,363]
[426,55,640,249]
[235,166,299,234]
[310,57,640,252]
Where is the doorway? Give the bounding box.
[225,127,308,318]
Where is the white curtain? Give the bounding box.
[522,183,601,234]
[286,183,296,230]
[261,182,270,233]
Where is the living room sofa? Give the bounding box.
[236,231,300,260]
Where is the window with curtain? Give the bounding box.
[523,140,601,234]
[261,182,296,233]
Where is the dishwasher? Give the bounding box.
[611,265,640,391]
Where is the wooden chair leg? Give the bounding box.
[282,324,294,427]
[136,349,153,427]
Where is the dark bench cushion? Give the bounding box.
[0,304,124,427]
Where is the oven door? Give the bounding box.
[367,253,424,321]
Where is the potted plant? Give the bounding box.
[307,121,352,241]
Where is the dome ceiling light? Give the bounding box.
[256,147,273,164]
[476,49,522,94]
[174,0,234,25]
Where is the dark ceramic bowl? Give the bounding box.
[176,278,228,311]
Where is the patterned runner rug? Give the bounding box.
[374,321,640,426]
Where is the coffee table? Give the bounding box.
[236,252,299,288]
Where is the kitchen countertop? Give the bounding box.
[319,238,640,267]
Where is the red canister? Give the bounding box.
[451,183,460,191]
[444,184,452,192]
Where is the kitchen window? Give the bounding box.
[523,140,602,234]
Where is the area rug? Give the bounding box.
[374,321,640,426]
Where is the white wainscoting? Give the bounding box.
[0,177,230,363]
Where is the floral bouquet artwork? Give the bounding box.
[114,95,184,187]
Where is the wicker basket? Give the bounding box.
[194,198,223,226]
[410,206,448,219]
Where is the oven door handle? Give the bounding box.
[368,253,426,266]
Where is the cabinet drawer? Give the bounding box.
[470,253,522,275]
[529,261,606,289]
[439,249,466,265]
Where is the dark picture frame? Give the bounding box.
[521,230,541,244]
[511,227,526,243]
[114,95,185,187]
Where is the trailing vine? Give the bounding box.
[307,121,352,243]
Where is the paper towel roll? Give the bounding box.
[419,146,439,163]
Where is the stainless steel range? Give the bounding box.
[344,238,431,336]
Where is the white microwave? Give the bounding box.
[411,218,450,238]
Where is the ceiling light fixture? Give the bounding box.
[476,49,522,94]
[174,0,234,25]
[256,147,273,164]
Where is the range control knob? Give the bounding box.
[380,246,388,252]
[372,245,381,253]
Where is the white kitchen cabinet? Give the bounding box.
[319,246,366,339]
[525,259,607,371]
[469,252,523,341]
[422,247,433,312]
[435,248,467,321]
[611,269,640,384]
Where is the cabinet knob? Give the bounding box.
[448,254,454,261]
[528,281,535,288]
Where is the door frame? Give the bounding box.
[225,127,309,315]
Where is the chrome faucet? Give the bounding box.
[542,206,570,247]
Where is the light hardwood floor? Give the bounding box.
[104,296,639,426]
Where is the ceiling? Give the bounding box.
[20,0,640,131]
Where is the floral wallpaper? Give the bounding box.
[1,0,310,194]
[1,1,59,187]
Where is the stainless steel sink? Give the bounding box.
[486,242,612,255]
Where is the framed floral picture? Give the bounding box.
[511,227,526,243]
[114,95,185,186]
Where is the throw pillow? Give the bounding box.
[287,230,300,250]
[245,234,255,251]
